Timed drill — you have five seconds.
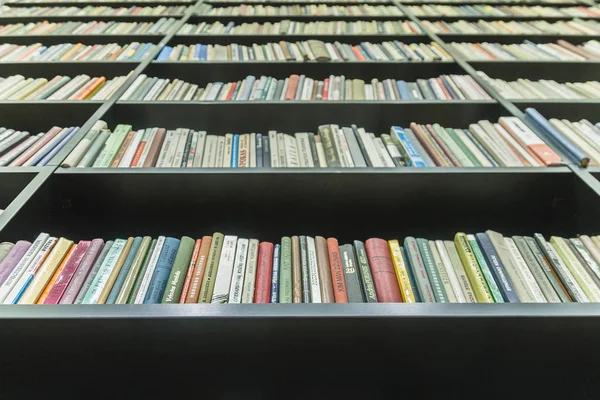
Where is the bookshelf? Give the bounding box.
[2,0,600,397]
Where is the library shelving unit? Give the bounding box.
[2,0,600,397]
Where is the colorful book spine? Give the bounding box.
[270,243,281,303]
[198,233,224,303]
[254,241,274,303]
[388,240,416,303]
[327,238,348,303]
[162,236,195,303]
[278,237,292,304]
[454,233,494,303]
[143,237,180,304]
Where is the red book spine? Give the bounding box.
[226,81,237,101]
[351,46,366,61]
[43,240,91,304]
[285,74,300,100]
[327,238,348,303]
[365,238,402,303]
[179,239,202,303]
[322,78,329,100]
[130,141,147,167]
[253,242,274,303]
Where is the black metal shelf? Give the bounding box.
[436,33,600,43]
[188,14,407,22]
[172,33,427,44]
[417,14,600,21]
[0,34,167,45]
[511,99,600,120]
[0,14,187,23]
[0,61,141,76]
[470,60,600,81]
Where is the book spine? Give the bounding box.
[279,237,292,304]
[535,234,583,302]
[254,242,274,303]
[475,233,520,303]
[241,239,259,304]
[365,238,402,302]
[315,236,334,303]
[404,237,434,302]
[162,236,195,303]
[198,233,224,303]
[43,240,91,304]
[307,236,322,303]
[179,239,201,303]
[185,236,212,303]
[513,236,560,303]
[467,234,505,303]
[143,237,181,304]
[505,237,547,303]
[388,240,416,303]
[228,238,248,304]
[435,240,464,302]
[291,236,302,303]
[299,236,311,303]
[525,236,571,302]
[133,236,166,304]
[416,238,448,302]
[444,241,477,303]
[270,244,281,303]
[210,235,237,303]
[354,240,378,302]
[327,238,348,303]
[454,233,494,303]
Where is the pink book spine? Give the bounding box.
[43,240,92,305]
[59,239,104,304]
[0,241,31,286]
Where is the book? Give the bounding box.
[271,244,280,303]
[354,240,378,302]
[162,236,195,303]
[339,244,365,303]
[241,239,259,303]
[254,241,274,303]
[404,237,435,302]
[211,235,237,303]
[365,238,402,302]
[198,233,224,303]
[475,233,520,303]
[143,237,180,304]
[279,237,293,304]
[388,240,416,303]
[327,238,348,303]
[228,238,249,304]
[291,236,303,303]
[416,238,448,303]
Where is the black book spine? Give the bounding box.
[263,136,271,168]
[351,124,373,168]
[180,130,194,168]
[353,240,378,303]
[307,132,320,168]
[256,133,263,168]
[340,244,365,303]
[299,235,311,303]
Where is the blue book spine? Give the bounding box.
[524,107,588,165]
[360,43,378,60]
[134,43,151,61]
[271,244,281,303]
[439,76,458,99]
[263,136,270,167]
[463,129,499,167]
[396,80,411,100]
[224,21,234,33]
[256,133,263,168]
[106,236,142,304]
[475,233,520,303]
[156,46,172,61]
[144,237,180,304]
[294,75,305,100]
[200,44,207,61]
[37,127,79,166]
[31,127,72,166]
[239,75,256,101]
[402,246,422,302]
[393,40,411,59]
[231,134,239,167]
[194,43,201,60]
[391,127,426,167]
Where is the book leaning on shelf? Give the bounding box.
[60,116,562,169]
[0,73,131,100]
[448,39,600,61]
[194,4,404,16]
[0,18,179,36]
[179,20,422,35]
[0,5,188,17]
[155,40,453,62]
[0,126,80,166]
[2,230,600,304]
[0,42,157,62]
[119,74,491,101]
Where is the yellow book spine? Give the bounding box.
[97,237,134,304]
[18,238,73,304]
[36,244,75,304]
[454,233,494,303]
[198,232,224,303]
[551,237,600,302]
[388,240,416,303]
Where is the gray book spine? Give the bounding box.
[342,127,367,167]
[513,236,561,303]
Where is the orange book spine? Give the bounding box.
[36,244,75,304]
[179,239,202,303]
[472,44,495,60]
[60,43,83,61]
[351,46,366,61]
[74,44,96,61]
[327,238,348,303]
[130,141,147,167]
[225,81,237,101]
[436,77,453,100]
[285,74,300,100]
[110,130,135,167]
[74,76,105,100]
[185,236,212,303]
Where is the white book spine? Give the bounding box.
[295,133,313,167]
[277,132,287,167]
[211,235,238,303]
[118,129,144,168]
[203,135,217,168]
[215,136,225,167]
[0,232,49,303]
[336,126,354,167]
[315,139,328,167]
[241,239,259,303]
[504,238,547,303]
[137,129,157,168]
[238,133,250,168]
[306,236,321,303]
[155,130,175,168]
[172,129,190,167]
[81,239,126,304]
[330,125,347,167]
[435,240,466,303]
[250,133,256,168]
[133,236,166,304]
[228,238,249,304]
[192,131,207,168]
[268,130,279,167]
[359,129,383,167]
[223,133,233,167]
[284,134,299,167]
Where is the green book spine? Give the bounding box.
[319,125,341,168]
[99,124,132,167]
[116,236,152,304]
[92,133,116,168]
[467,234,505,303]
[445,127,482,166]
[279,236,292,303]
[128,239,157,304]
[162,236,196,303]
[198,232,224,303]
[38,76,71,100]
[416,238,448,303]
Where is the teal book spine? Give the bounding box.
[278,237,292,303]
[467,234,505,303]
[416,238,448,303]
[106,236,142,304]
[143,237,180,304]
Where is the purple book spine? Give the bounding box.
[59,239,104,304]
[0,241,31,286]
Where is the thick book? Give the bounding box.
[0,241,31,287]
[279,237,293,304]
[162,236,195,303]
[143,237,180,304]
[185,236,212,303]
[42,240,91,304]
[326,238,348,303]
[254,242,274,303]
[60,238,104,304]
[388,240,416,302]
[354,240,378,302]
[210,235,238,303]
[318,125,341,168]
[404,237,434,302]
[339,244,365,303]
[365,238,402,302]
[198,233,224,303]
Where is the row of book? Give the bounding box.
[408,4,600,18]
[179,20,422,34]
[194,4,404,16]
[201,0,584,3]
[0,5,188,17]
[60,116,561,169]
[0,73,128,100]
[155,40,452,61]
[119,74,490,102]
[478,71,600,100]
[6,0,195,3]
[523,109,600,166]
[423,19,600,35]
[0,17,178,36]
[0,126,80,167]
[449,40,600,60]
[3,229,600,305]
[0,42,156,62]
